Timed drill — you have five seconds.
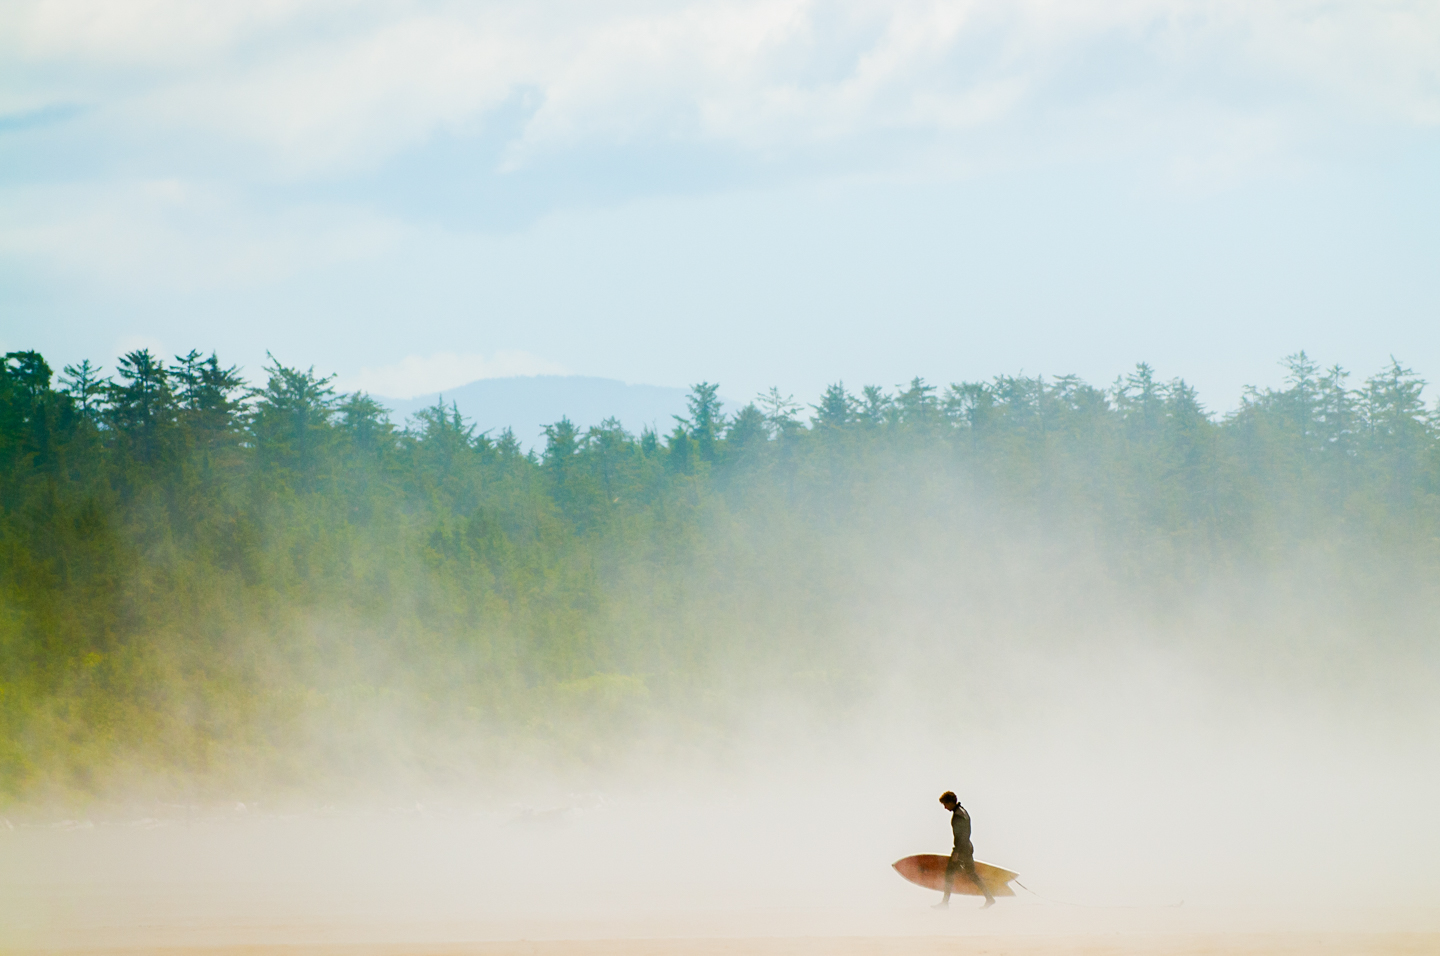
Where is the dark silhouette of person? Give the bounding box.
[935,790,995,909]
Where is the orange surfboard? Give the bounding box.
[892,855,1019,897]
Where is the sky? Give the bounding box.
[2,0,1438,410]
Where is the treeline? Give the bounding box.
[1,348,1437,800]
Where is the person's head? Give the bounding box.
[939,791,958,810]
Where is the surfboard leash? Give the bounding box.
[1012,879,1184,910]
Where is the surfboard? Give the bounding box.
[891,855,1019,897]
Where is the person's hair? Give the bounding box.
[939,790,958,805]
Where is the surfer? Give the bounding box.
[935,790,995,909]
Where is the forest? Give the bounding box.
[1,347,1438,804]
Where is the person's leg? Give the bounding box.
[936,852,961,907]
[961,858,996,908]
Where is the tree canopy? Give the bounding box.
[2,348,1437,802]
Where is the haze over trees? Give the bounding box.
[1,348,1437,802]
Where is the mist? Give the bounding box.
[3,352,1439,951]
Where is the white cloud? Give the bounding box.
[4,1,1437,178]
[1229,0,1440,125]
[10,0,312,65]
[5,0,1435,298]
[340,350,568,399]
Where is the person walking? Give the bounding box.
[935,790,995,909]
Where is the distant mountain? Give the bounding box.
[374,375,724,447]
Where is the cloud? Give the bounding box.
[3,1,1437,180]
[0,180,402,290]
[1225,1,1440,126]
[340,350,569,399]
[3,1,1438,298]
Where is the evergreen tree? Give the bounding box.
[685,382,725,462]
[811,383,855,430]
[248,356,337,479]
[59,360,106,425]
[106,349,176,464]
[725,404,768,455]
[1,344,1438,802]
[757,387,802,437]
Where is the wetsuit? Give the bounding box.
[943,803,991,902]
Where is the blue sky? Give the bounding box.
[2,1,1438,410]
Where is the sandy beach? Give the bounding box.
[6,804,1438,956]
[9,890,1438,956]
[9,932,1440,956]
